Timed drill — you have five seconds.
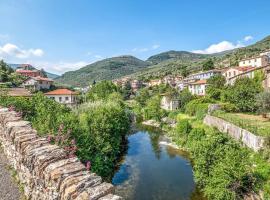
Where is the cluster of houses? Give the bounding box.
[4,64,79,107]
[154,50,270,111]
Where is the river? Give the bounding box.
[112,126,204,200]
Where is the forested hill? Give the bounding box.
[55,56,150,87]
[56,35,270,87]
[146,50,210,65]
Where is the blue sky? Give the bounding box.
[0,0,269,74]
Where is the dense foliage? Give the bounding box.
[256,90,270,117]
[0,91,130,179]
[0,60,24,87]
[206,74,226,100]
[222,77,262,112]
[172,118,267,200]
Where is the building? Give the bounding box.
[22,76,54,91]
[188,80,207,96]
[222,66,255,79]
[239,55,269,68]
[0,88,32,97]
[227,65,270,87]
[45,89,79,107]
[160,95,179,111]
[130,80,142,91]
[16,69,41,77]
[148,79,162,87]
[260,50,270,57]
[187,69,221,80]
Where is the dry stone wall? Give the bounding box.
[204,114,266,151]
[0,107,121,200]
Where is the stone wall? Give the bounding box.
[0,108,121,200]
[203,114,266,151]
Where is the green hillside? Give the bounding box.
[56,35,270,87]
[55,56,150,87]
[147,50,209,64]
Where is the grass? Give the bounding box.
[212,110,270,137]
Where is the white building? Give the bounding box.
[239,55,269,68]
[260,50,270,57]
[45,89,79,107]
[188,80,207,96]
[22,76,53,91]
[187,69,221,80]
[222,66,255,80]
[160,95,179,111]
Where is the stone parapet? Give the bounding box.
[0,108,121,200]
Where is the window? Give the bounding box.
[243,61,245,64]
[229,72,231,77]
[50,97,55,100]
[255,59,257,62]
[59,97,62,102]
[233,71,236,76]
[65,97,69,101]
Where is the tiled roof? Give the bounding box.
[223,66,255,72]
[45,89,78,95]
[189,79,207,85]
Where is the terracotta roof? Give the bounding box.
[45,89,78,95]
[23,76,54,82]
[0,88,32,97]
[16,69,39,73]
[223,66,255,72]
[189,79,207,85]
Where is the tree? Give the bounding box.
[223,77,262,112]
[143,95,165,121]
[179,88,194,111]
[87,81,119,101]
[256,91,270,118]
[206,75,226,100]
[202,58,214,71]
[135,88,150,107]
[180,65,189,77]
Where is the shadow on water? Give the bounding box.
[112,125,206,200]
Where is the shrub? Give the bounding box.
[219,102,238,113]
[223,77,263,112]
[185,98,212,119]
[256,91,270,117]
[76,100,130,178]
[176,119,192,135]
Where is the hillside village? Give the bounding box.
[1,42,270,200]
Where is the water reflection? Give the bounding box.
[112,128,205,200]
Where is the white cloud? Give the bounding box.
[193,36,254,54]
[152,44,160,50]
[0,43,44,59]
[244,35,253,41]
[193,41,244,54]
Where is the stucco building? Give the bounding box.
[45,89,79,107]
[239,55,269,68]
[188,80,207,96]
[160,95,179,111]
[22,76,54,91]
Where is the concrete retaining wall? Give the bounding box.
[203,114,266,151]
[0,108,121,200]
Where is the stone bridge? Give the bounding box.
[0,108,121,200]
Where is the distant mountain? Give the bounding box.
[7,63,60,79]
[55,35,270,87]
[147,50,210,65]
[55,56,150,87]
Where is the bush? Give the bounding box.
[76,101,130,178]
[185,98,212,119]
[219,102,238,113]
[176,119,192,135]
[256,91,270,117]
[223,77,263,112]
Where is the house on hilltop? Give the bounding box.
[222,66,255,80]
